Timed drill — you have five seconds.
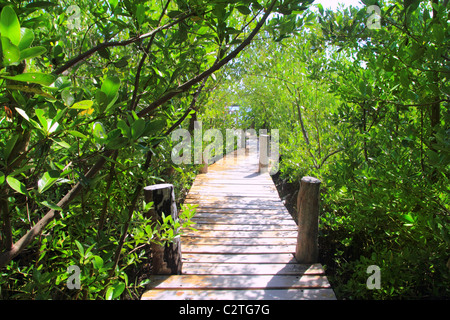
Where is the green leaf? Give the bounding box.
[105,287,114,300]
[143,119,166,136]
[35,108,48,130]
[6,84,55,99]
[167,10,183,18]
[15,107,46,131]
[92,256,104,270]
[70,100,94,110]
[317,3,324,15]
[19,46,46,60]
[98,47,111,60]
[1,73,55,85]
[95,89,108,113]
[106,136,128,150]
[25,2,58,10]
[108,0,119,9]
[0,171,5,185]
[106,282,125,300]
[236,5,251,15]
[38,170,60,193]
[432,22,444,43]
[4,134,19,161]
[68,130,88,139]
[18,28,34,50]
[101,76,120,103]
[14,107,29,121]
[401,213,416,225]
[0,6,21,46]
[61,89,74,107]
[53,139,71,149]
[6,175,27,195]
[40,200,62,211]
[143,201,154,212]
[117,119,130,138]
[74,240,84,258]
[114,57,128,68]
[131,119,146,140]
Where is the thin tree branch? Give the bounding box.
[130,0,172,111]
[54,12,194,76]
[320,148,345,168]
[0,150,113,269]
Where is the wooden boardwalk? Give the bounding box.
[142,144,336,300]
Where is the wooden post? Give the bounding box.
[259,134,269,173]
[144,184,182,275]
[294,176,321,264]
[200,157,208,174]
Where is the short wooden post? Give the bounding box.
[294,176,321,264]
[144,184,182,275]
[259,134,269,173]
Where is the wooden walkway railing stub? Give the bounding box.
[142,143,336,300]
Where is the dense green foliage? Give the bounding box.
[0,0,311,299]
[0,0,448,300]
[203,0,449,299]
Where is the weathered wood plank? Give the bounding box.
[181,263,325,275]
[142,288,336,300]
[182,230,297,238]
[146,274,331,290]
[183,202,287,209]
[182,253,297,264]
[182,244,296,254]
[190,184,277,190]
[191,217,297,225]
[186,195,280,201]
[181,237,297,246]
[192,208,290,214]
[189,224,298,231]
[191,215,293,223]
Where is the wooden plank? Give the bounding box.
[181,237,297,246]
[182,230,297,238]
[192,217,296,225]
[193,180,275,185]
[142,288,336,300]
[191,215,293,222]
[146,274,331,290]
[192,208,290,214]
[184,202,287,209]
[188,193,279,198]
[190,184,277,190]
[182,253,297,264]
[181,263,325,275]
[182,244,296,254]
[189,188,277,193]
